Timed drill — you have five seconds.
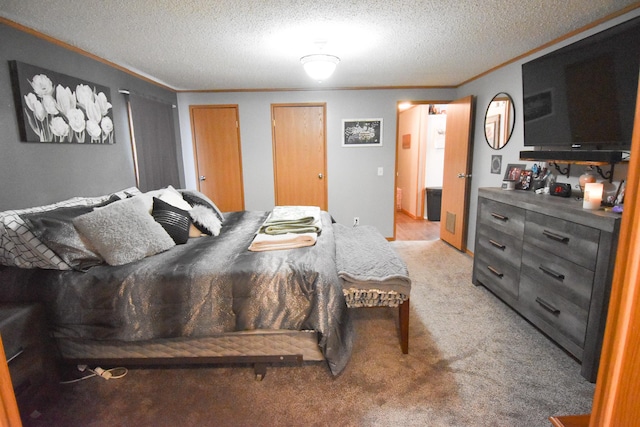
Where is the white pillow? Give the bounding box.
[142,186,192,212]
[179,189,225,223]
[159,186,192,211]
[189,205,222,236]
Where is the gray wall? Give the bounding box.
[0,22,180,211]
[177,89,457,237]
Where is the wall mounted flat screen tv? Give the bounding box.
[522,16,640,150]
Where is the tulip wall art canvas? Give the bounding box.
[9,60,115,144]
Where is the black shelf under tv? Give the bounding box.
[519,150,625,163]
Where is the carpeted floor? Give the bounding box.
[25,240,594,426]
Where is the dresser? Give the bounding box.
[472,188,621,382]
[0,304,59,420]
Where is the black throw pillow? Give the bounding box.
[152,197,191,245]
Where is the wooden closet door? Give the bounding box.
[190,105,245,212]
[271,104,328,210]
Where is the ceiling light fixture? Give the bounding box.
[300,54,340,82]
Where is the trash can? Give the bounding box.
[425,187,442,221]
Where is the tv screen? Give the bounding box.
[522,16,640,150]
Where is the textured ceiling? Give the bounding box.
[1,0,638,91]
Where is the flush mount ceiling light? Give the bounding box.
[300,54,340,82]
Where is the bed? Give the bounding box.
[0,187,355,378]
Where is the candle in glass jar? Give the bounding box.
[583,182,604,209]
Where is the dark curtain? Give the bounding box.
[127,94,181,192]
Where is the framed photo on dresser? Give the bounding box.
[503,163,526,181]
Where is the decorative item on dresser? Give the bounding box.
[0,304,59,422]
[472,188,621,382]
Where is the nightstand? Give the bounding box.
[0,304,59,421]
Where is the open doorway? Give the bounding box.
[395,101,448,241]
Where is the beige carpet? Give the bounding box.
[25,240,595,426]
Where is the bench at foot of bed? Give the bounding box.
[343,288,410,354]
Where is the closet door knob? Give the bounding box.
[318,173,324,179]
[199,176,206,181]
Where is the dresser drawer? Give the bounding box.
[519,281,589,356]
[477,197,525,238]
[521,242,595,311]
[525,211,600,270]
[474,249,520,301]
[476,223,523,266]
[519,248,594,353]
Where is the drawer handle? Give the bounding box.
[6,347,24,364]
[490,212,508,221]
[542,229,570,243]
[487,265,504,278]
[538,265,565,281]
[489,239,506,250]
[535,297,561,315]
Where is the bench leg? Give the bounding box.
[399,299,409,354]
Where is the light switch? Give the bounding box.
[377,167,383,176]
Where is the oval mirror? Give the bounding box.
[484,92,515,150]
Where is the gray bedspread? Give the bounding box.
[0,211,353,375]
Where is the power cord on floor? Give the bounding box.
[60,364,128,384]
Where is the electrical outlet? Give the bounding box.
[353,217,360,226]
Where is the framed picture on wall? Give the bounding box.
[342,118,383,147]
[9,60,115,144]
[491,155,502,174]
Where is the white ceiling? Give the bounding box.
[1,0,638,91]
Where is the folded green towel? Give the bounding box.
[261,223,321,235]
[263,217,316,227]
[259,206,322,235]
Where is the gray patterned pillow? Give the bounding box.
[0,187,140,269]
[73,197,175,266]
[21,204,103,271]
